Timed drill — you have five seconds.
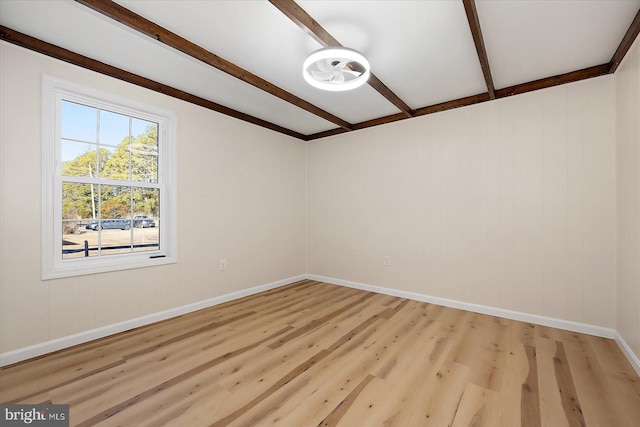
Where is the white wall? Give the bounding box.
[616,37,640,360]
[0,43,306,355]
[307,76,617,329]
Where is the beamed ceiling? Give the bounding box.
[1,0,639,141]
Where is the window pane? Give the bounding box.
[132,118,158,150]
[62,182,97,220]
[131,152,158,183]
[62,182,98,260]
[99,110,130,146]
[133,187,159,218]
[132,187,159,253]
[101,185,131,219]
[61,141,96,178]
[99,110,131,181]
[61,101,97,142]
[131,119,158,182]
[133,219,159,253]
[101,144,131,181]
[62,220,99,259]
[100,185,132,256]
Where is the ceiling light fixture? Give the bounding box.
[303,47,370,92]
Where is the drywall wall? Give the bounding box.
[307,76,617,329]
[0,42,306,354]
[616,37,640,360]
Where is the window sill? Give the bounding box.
[42,253,177,280]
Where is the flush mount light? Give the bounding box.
[303,47,371,92]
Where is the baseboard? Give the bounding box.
[614,331,640,376]
[4,273,639,376]
[0,274,306,367]
[307,274,640,373]
[306,274,617,339]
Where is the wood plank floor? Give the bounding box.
[1,280,639,426]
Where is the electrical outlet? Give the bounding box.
[384,256,391,267]
[219,259,227,271]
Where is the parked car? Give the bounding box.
[86,219,131,230]
[133,215,156,228]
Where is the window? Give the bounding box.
[42,76,176,279]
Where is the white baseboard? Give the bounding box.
[307,274,640,374]
[0,274,306,367]
[306,274,617,339]
[4,273,639,377]
[614,331,640,376]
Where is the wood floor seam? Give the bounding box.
[75,326,294,426]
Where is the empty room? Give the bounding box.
[1,0,640,425]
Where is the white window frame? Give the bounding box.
[42,75,177,279]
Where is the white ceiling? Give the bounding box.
[1,0,638,138]
[477,0,639,88]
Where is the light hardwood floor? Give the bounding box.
[1,280,639,426]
